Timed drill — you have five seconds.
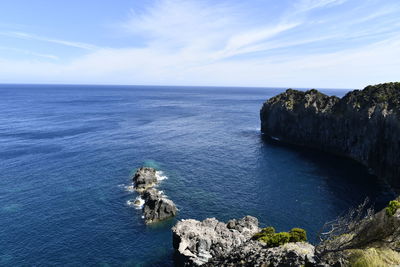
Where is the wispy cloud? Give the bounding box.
[294,0,348,13]
[0,46,58,60]
[0,31,100,50]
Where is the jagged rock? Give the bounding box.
[142,188,177,224]
[172,216,260,266]
[132,167,158,192]
[260,82,400,189]
[130,166,177,223]
[207,240,316,267]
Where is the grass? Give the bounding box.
[349,248,400,267]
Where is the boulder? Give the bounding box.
[132,167,158,192]
[172,216,260,266]
[142,188,177,224]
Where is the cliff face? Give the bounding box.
[260,82,400,189]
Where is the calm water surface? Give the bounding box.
[0,84,394,266]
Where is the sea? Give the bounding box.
[0,84,395,266]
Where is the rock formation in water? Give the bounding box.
[133,167,159,192]
[142,188,177,224]
[260,82,400,189]
[132,167,177,223]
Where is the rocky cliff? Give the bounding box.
[260,82,400,189]
[172,201,400,266]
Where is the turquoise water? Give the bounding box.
[0,84,394,266]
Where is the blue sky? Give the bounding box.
[0,0,399,88]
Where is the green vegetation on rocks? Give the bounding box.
[252,227,307,247]
[385,200,400,216]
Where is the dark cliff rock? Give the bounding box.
[260,82,400,189]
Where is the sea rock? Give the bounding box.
[260,82,400,189]
[132,167,158,192]
[130,166,177,223]
[142,188,177,224]
[207,240,316,267]
[172,216,260,266]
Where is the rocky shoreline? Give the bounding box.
[172,216,260,266]
[169,82,400,266]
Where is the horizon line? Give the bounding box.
[0,82,356,91]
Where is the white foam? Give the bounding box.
[155,170,168,181]
[123,184,135,193]
[271,136,281,141]
[126,196,145,209]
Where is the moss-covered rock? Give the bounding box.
[386,200,400,216]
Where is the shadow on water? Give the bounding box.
[260,134,396,211]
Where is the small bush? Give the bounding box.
[269,232,291,246]
[261,226,275,235]
[385,200,400,216]
[253,226,307,247]
[289,228,307,242]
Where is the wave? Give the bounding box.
[126,196,145,210]
[123,183,135,193]
[155,171,168,181]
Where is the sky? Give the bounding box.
[0,0,399,88]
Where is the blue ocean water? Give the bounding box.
[0,84,394,266]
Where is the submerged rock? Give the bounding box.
[142,188,177,224]
[172,216,260,266]
[260,82,400,189]
[132,167,158,192]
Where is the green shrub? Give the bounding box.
[252,226,307,247]
[385,200,400,216]
[269,232,291,246]
[261,226,275,235]
[289,228,307,242]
